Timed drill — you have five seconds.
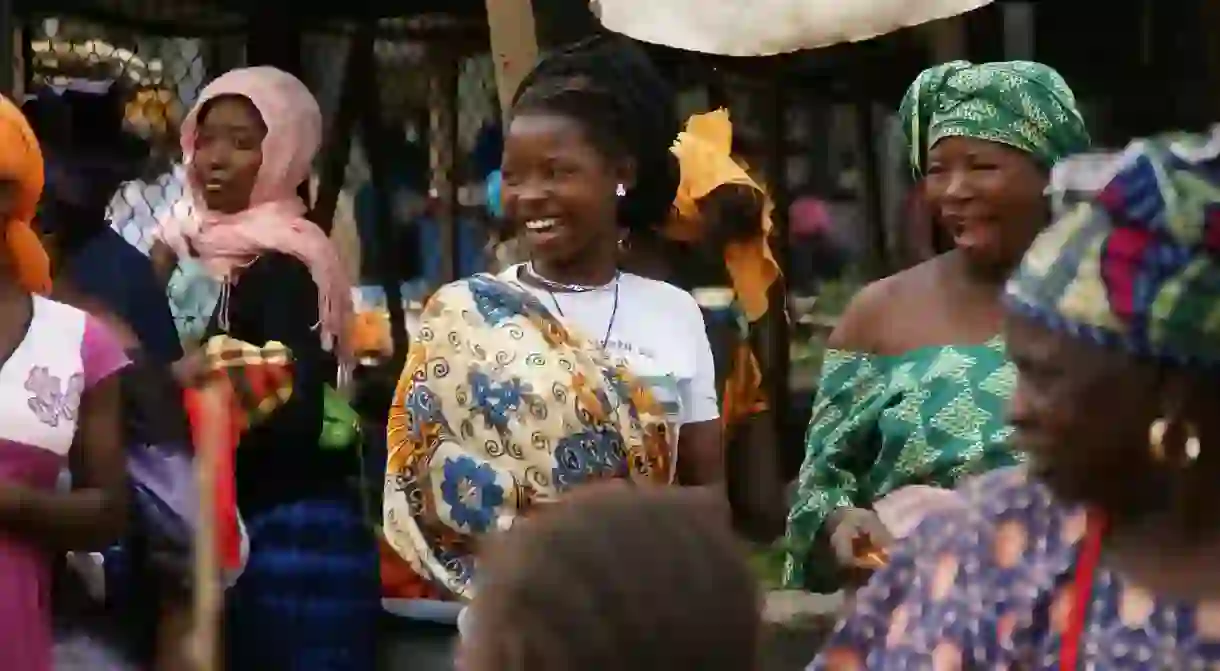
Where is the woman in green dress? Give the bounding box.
[784,61,1091,592]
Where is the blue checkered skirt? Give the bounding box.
[225,499,380,671]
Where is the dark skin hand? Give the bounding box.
[53,280,198,669]
[154,599,197,671]
[0,278,128,551]
[676,420,725,487]
[150,239,177,290]
[814,137,1049,576]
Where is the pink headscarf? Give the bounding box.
[158,66,352,356]
[788,196,831,238]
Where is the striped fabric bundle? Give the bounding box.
[199,335,294,426]
[184,336,294,570]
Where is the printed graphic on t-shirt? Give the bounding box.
[604,338,684,423]
[499,267,702,428]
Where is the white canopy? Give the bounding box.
[591,0,994,56]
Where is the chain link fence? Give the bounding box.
[24,15,498,284]
[26,16,217,254]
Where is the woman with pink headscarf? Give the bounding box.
[156,67,376,670]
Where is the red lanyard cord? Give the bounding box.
[1061,510,1107,671]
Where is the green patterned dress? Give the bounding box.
[783,337,1022,589]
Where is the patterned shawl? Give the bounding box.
[899,60,1090,174]
[383,275,671,598]
[1005,125,1220,368]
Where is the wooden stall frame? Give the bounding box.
[486,0,538,120]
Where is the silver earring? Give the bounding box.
[615,183,626,197]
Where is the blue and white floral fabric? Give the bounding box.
[383,275,672,598]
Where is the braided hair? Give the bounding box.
[510,35,680,235]
[464,484,760,671]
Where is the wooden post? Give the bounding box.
[854,99,887,277]
[1203,0,1220,121]
[760,72,793,483]
[428,52,461,284]
[486,0,539,120]
[1001,1,1035,60]
[189,385,226,671]
[924,14,968,61]
[246,8,310,206]
[310,34,364,234]
[0,0,12,97]
[355,27,409,358]
[246,7,302,77]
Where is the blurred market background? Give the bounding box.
[4,0,1218,666]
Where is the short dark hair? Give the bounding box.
[511,35,680,234]
[468,484,761,671]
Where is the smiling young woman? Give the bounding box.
[499,43,723,487]
[382,36,726,604]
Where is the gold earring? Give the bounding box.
[1185,422,1202,461]
[1150,418,1168,462]
[1149,417,1203,463]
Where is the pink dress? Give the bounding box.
[0,296,128,670]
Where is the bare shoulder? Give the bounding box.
[827,258,941,352]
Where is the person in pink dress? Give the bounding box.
[0,93,129,670]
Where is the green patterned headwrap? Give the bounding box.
[899,60,1091,175]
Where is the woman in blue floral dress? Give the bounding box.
[813,128,1220,669]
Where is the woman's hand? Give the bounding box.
[0,368,129,550]
[826,507,893,575]
[172,349,209,388]
[150,240,179,289]
[0,483,30,520]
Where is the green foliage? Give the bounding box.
[790,276,863,390]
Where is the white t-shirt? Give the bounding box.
[499,265,720,431]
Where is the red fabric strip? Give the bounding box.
[1062,510,1106,671]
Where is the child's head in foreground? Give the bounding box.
[458,484,761,671]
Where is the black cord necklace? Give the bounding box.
[523,263,620,348]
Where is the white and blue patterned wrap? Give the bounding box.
[383,274,672,598]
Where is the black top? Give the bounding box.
[60,226,184,365]
[206,252,357,516]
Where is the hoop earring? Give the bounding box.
[1149,417,1203,463]
[1186,423,1202,461]
[1150,418,1168,462]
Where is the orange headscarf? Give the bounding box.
[0,95,50,295]
[667,109,778,323]
[668,110,779,428]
